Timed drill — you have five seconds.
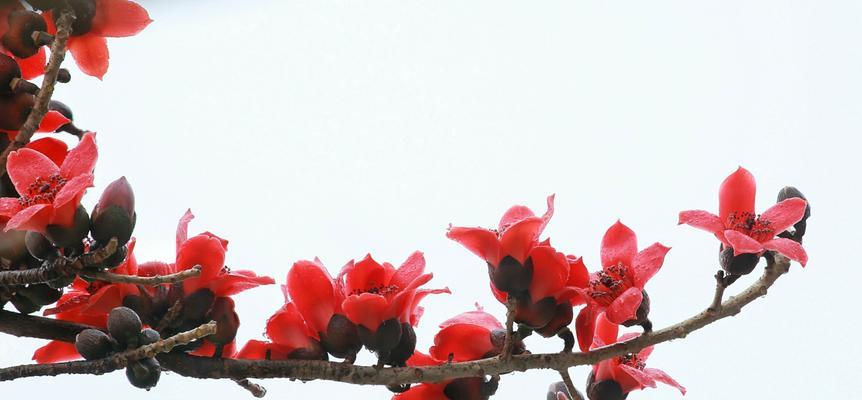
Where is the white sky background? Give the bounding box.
[2,0,860,398]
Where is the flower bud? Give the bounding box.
[586,371,625,400]
[75,329,113,360]
[108,306,142,345]
[385,323,416,367]
[25,231,56,261]
[91,177,136,247]
[125,357,161,390]
[0,54,21,96]
[137,328,161,346]
[0,91,34,131]
[209,297,239,345]
[45,205,90,248]
[514,296,557,330]
[17,283,62,306]
[357,318,402,353]
[0,228,28,262]
[535,302,574,338]
[719,246,760,277]
[777,186,810,241]
[488,256,533,295]
[321,313,362,359]
[100,244,128,269]
[2,10,48,59]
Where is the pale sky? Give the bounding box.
[1,1,859,399]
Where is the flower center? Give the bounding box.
[588,263,632,306]
[618,353,646,370]
[726,211,774,242]
[18,173,66,208]
[350,284,400,297]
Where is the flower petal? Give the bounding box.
[575,306,597,352]
[91,0,152,37]
[393,383,449,400]
[36,111,71,133]
[390,251,426,290]
[0,197,22,219]
[601,220,638,268]
[265,303,315,350]
[446,226,501,266]
[80,284,122,316]
[644,368,686,394]
[176,208,194,251]
[604,287,643,325]
[5,203,52,232]
[527,246,570,301]
[52,173,94,209]
[287,259,337,335]
[763,238,808,266]
[60,132,97,178]
[208,270,275,297]
[439,310,502,332]
[137,261,175,277]
[719,167,756,222]
[406,352,442,367]
[32,340,80,363]
[236,339,271,360]
[341,293,389,333]
[176,234,226,283]
[345,254,387,295]
[68,34,109,79]
[631,243,670,288]
[594,313,619,348]
[724,230,765,255]
[25,137,68,166]
[7,148,59,195]
[760,198,808,235]
[430,324,495,361]
[677,210,724,234]
[617,364,658,392]
[408,287,450,327]
[16,48,46,80]
[499,216,543,264]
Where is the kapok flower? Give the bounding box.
[394,309,511,400]
[0,132,96,233]
[44,0,152,79]
[34,239,140,363]
[447,195,554,294]
[678,167,808,268]
[340,252,449,366]
[588,316,685,398]
[284,258,361,359]
[237,302,327,361]
[575,221,670,352]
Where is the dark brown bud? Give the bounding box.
[137,328,161,346]
[75,329,113,360]
[514,296,557,330]
[17,283,62,306]
[209,297,239,344]
[100,244,128,269]
[2,11,48,58]
[0,54,21,96]
[488,328,526,357]
[321,313,362,359]
[107,306,142,344]
[125,357,161,390]
[385,323,416,367]
[535,301,574,337]
[488,256,533,295]
[91,177,136,246]
[357,318,402,353]
[719,246,760,277]
[0,91,34,130]
[443,377,488,400]
[59,0,97,37]
[586,371,627,400]
[45,205,90,248]
[25,231,56,261]
[182,289,215,323]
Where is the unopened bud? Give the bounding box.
[2,11,48,59]
[321,313,362,359]
[719,246,760,277]
[107,306,142,345]
[75,329,113,360]
[209,297,239,345]
[91,177,136,246]
[45,205,89,248]
[125,357,160,390]
[25,231,56,261]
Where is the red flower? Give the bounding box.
[45,0,151,79]
[0,132,96,233]
[574,221,670,352]
[589,316,685,396]
[678,167,808,266]
[395,309,509,400]
[237,302,326,361]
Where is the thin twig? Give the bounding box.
[81,266,201,286]
[233,378,267,398]
[500,295,517,360]
[0,321,217,382]
[0,239,118,286]
[708,270,727,312]
[558,369,585,400]
[0,3,74,178]
[0,256,793,387]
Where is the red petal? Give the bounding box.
[341,293,388,332]
[32,340,80,363]
[565,255,590,288]
[16,48,47,80]
[408,286,450,326]
[393,383,449,400]
[760,198,808,234]
[137,261,174,277]
[6,203,52,232]
[631,243,670,288]
[80,284,121,316]
[208,270,275,297]
[763,238,808,266]
[7,148,60,195]
[724,230,764,255]
[25,137,68,166]
[406,351,442,367]
[430,324,495,362]
[498,204,536,231]
[446,226,501,265]
[390,251,426,291]
[265,303,314,349]
[287,259,337,335]
[678,210,724,234]
[60,132,97,179]
[91,0,152,37]
[176,234,226,283]
[594,313,619,348]
[387,273,433,323]
[67,34,109,79]
[605,287,643,325]
[176,208,194,251]
[345,254,387,295]
[644,368,686,395]
[527,246,569,301]
[53,173,94,209]
[36,111,71,133]
[499,216,543,264]
[0,197,22,219]
[439,310,502,332]
[617,364,657,392]
[575,306,597,352]
[719,167,756,222]
[236,339,270,360]
[191,340,236,358]
[601,221,638,268]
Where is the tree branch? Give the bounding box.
[0,310,100,342]
[0,3,75,178]
[0,255,792,388]
[558,369,585,400]
[80,266,201,286]
[500,295,517,360]
[0,321,216,382]
[0,239,117,286]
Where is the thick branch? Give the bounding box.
[81,266,201,285]
[0,255,792,387]
[0,239,117,286]
[0,4,74,178]
[0,321,216,382]
[0,310,100,342]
